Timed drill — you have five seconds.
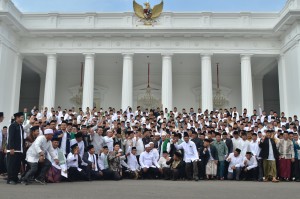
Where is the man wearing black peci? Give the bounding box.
[6,112,25,185]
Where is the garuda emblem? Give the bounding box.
[133,0,164,25]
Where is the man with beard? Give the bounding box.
[22,129,59,185]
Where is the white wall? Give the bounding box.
[263,66,280,113]
[19,65,40,110]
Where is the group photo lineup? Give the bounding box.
[1,0,300,196]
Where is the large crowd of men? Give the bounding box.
[0,105,300,185]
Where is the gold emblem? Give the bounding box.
[133,0,164,26]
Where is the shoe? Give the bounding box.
[35,178,46,185]
[21,180,29,185]
[7,181,17,185]
[194,177,199,182]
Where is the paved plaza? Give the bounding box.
[0,178,298,199]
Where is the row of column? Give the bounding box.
[42,53,254,112]
[43,53,96,110]
[201,54,254,112]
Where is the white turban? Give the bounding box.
[44,129,54,135]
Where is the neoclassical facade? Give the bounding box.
[0,0,300,125]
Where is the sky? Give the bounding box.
[11,0,287,13]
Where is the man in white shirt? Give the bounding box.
[22,129,59,185]
[125,146,140,179]
[67,143,89,181]
[158,151,170,179]
[103,130,114,152]
[70,132,85,159]
[150,142,159,162]
[133,131,144,157]
[124,131,135,154]
[173,132,199,181]
[241,152,258,181]
[240,132,250,157]
[91,127,105,155]
[98,146,115,180]
[250,133,263,181]
[232,131,242,151]
[226,148,243,180]
[46,137,68,183]
[139,144,160,179]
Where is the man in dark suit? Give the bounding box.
[222,132,233,179]
[56,121,71,156]
[7,112,25,185]
[191,130,203,152]
[203,139,219,180]
[259,130,280,182]
[82,145,102,181]
[222,132,233,153]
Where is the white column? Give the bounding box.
[121,53,133,110]
[11,54,23,113]
[39,74,46,108]
[82,53,95,111]
[0,0,9,11]
[278,54,288,115]
[201,54,213,112]
[241,54,254,112]
[161,53,173,111]
[43,53,57,109]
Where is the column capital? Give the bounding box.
[240,54,253,59]
[277,54,285,61]
[122,53,134,58]
[83,53,95,58]
[45,53,57,59]
[200,53,213,58]
[161,52,173,57]
[16,53,24,61]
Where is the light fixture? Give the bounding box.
[71,62,84,107]
[138,56,160,110]
[213,63,227,109]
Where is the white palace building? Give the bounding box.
[0,0,300,124]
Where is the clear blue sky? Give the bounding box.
[12,0,287,13]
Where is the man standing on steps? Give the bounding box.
[6,112,25,185]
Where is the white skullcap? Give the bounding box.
[161,132,167,136]
[145,144,151,148]
[149,142,154,145]
[44,129,54,135]
[155,132,160,136]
